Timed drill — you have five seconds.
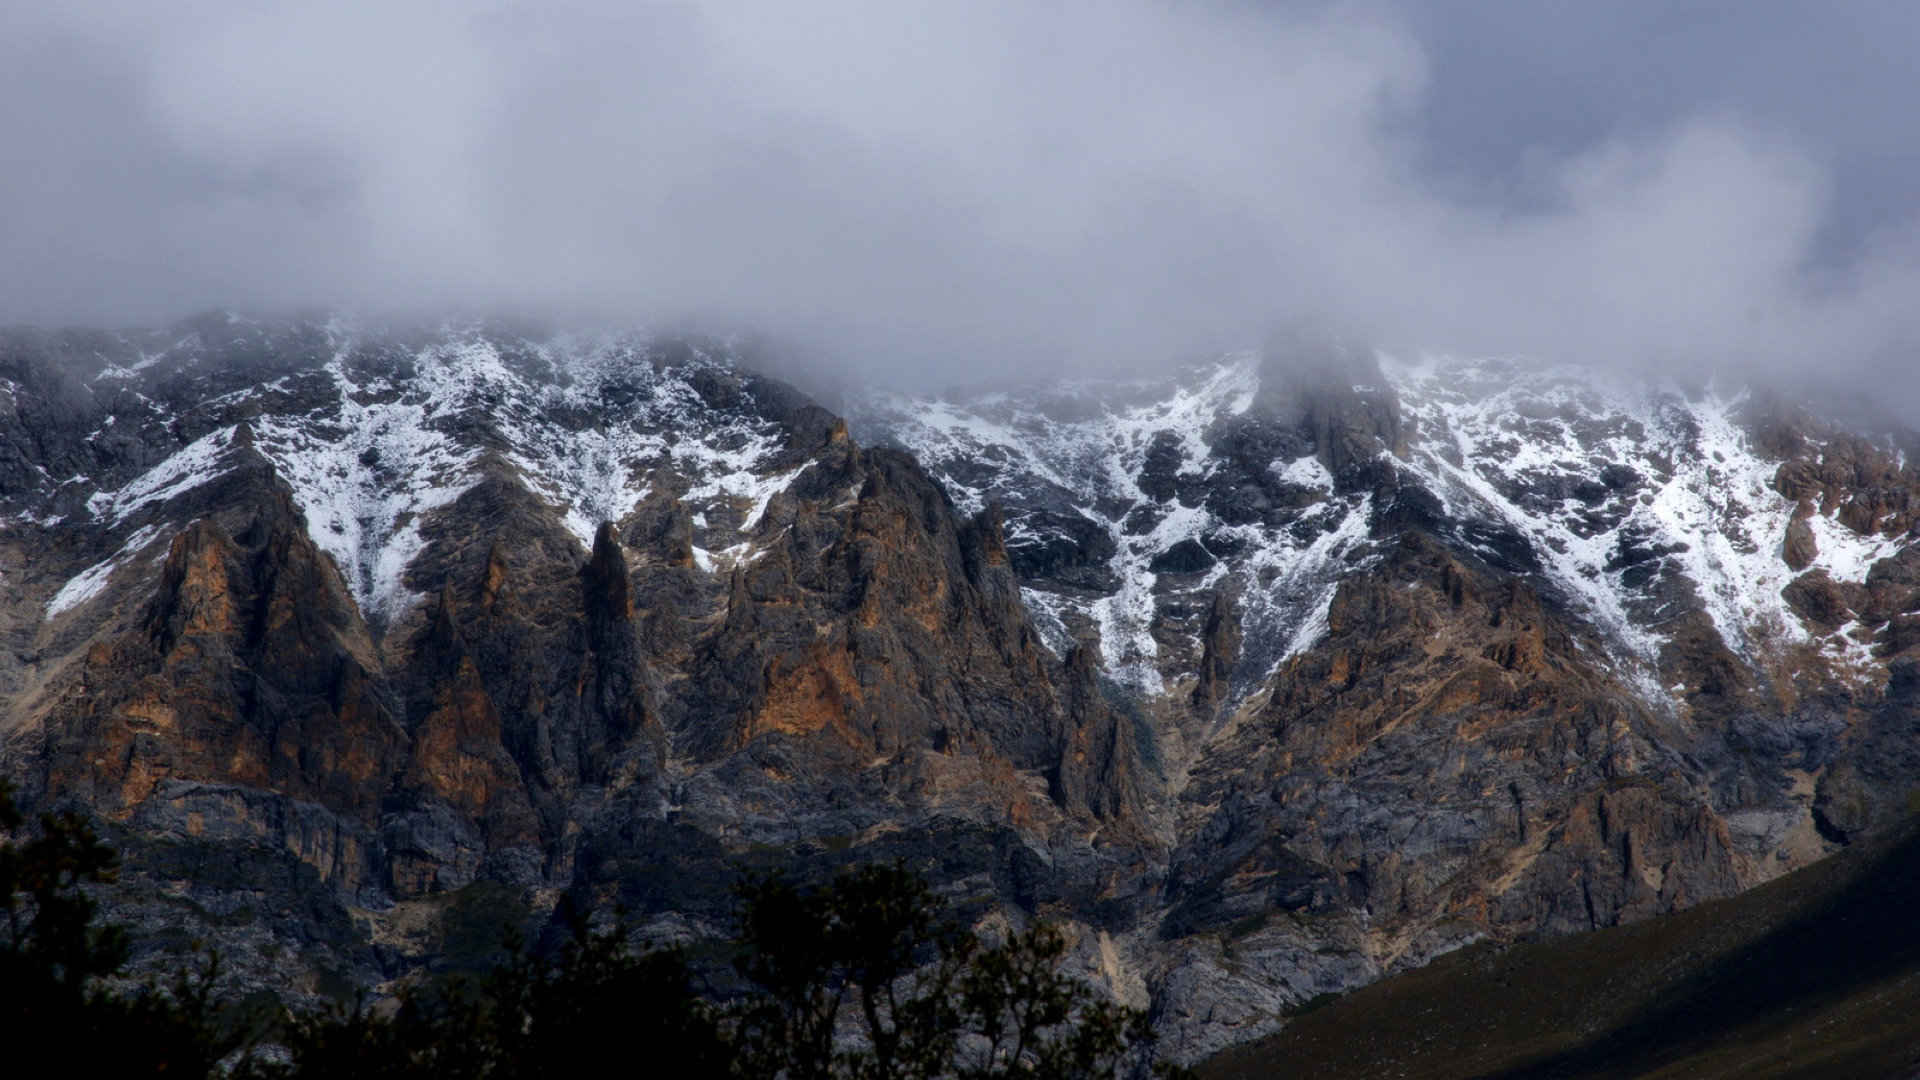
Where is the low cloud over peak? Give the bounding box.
[6,1,1920,399]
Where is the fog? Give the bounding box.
[6,1,1920,398]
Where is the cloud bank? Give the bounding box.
[5,1,1920,393]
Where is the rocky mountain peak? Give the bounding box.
[5,318,1920,1063]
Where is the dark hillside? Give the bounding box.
[1203,817,1920,1079]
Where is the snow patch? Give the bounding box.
[1267,496,1375,664]
[1384,353,1823,690]
[1274,455,1332,490]
[1805,511,1898,583]
[46,524,170,618]
[87,427,236,524]
[253,347,482,621]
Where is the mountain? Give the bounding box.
[2,314,1918,1063]
[853,341,1920,1056]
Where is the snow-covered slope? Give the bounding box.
[17,317,1910,706]
[7,317,821,628]
[853,350,1916,709]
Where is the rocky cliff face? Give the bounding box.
[853,342,1920,1054]
[2,315,1918,1062]
[0,316,1143,1007]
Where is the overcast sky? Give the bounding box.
[5,1,1920,393]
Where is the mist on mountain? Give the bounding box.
[5,1,1920,404]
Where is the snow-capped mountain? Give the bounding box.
[10,315,833,636]
[854,348,1914,711]
[4,314,1920,1063]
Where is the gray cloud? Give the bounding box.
[4,0,1920,396]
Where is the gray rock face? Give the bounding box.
[3,315,1920,1064]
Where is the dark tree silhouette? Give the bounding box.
[268,911,730,1079]
[0,779,246,1074]
[0,778,127,991]
[732,861,1159,1079]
